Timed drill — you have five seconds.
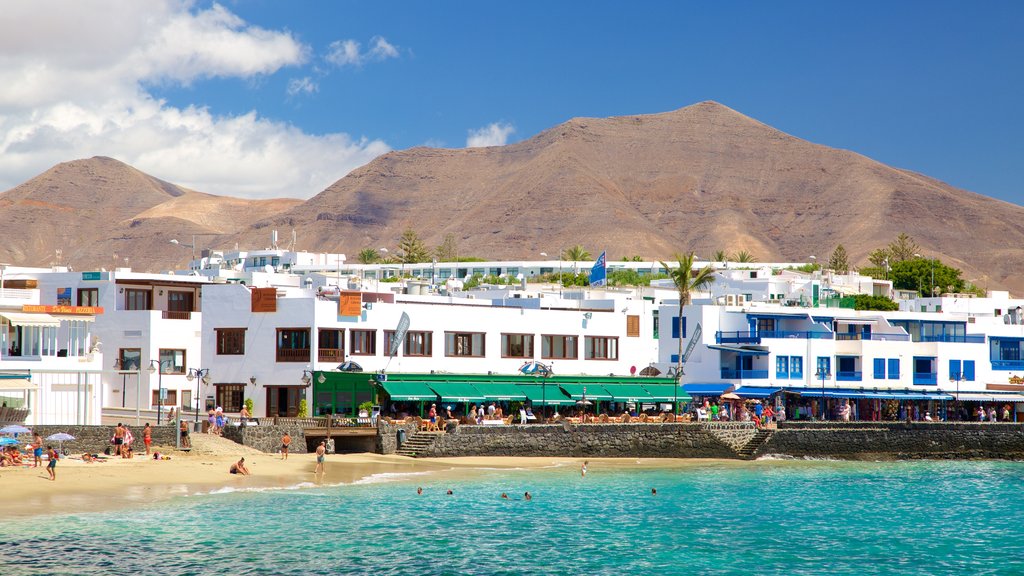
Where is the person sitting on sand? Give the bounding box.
[229,457,250,475]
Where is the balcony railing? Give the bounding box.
[836,371,863,381]
[161,311,193,320]
[716,331,761,344]
[276,348,311,363]
[912,373,938,385]
[720,369,769,379]
[759,330,834,340]
[867,333,911,342]
[318,348,344,362]
[991,360,1024,371]
[920,334,986,344]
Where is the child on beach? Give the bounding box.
[46,445,58,481]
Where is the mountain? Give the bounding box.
[3,102,1023,295]
[0,156,300,270]
[235,101,1024,293]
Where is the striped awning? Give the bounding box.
[0,312,60,327]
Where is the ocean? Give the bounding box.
[2,459,1023,575]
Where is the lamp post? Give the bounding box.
[814,366,831,420]
[950,371,963,421]
[186,368,211,424]
[148,359,168,425]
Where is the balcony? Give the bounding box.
[867,333,910,342]
[991,360,1024,371]
[836,371,863,381]
[161,311,193,320]
[318,348,344,362]
[716,331,761,344]
[759,330,834,340]
[920,334,986,344]
[276,348,311,363]
[912,373,938,385]
[720,369,769,379]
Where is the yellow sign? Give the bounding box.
[22,305,103,314]
[1009,375,1024,385]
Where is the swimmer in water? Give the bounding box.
[417,487,423,495]
[501,493,509,499]
[581,461,588,477]
[524,492,532,501]
[651,488,657,496]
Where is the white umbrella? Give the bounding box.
[0,424,31,435]
[46,432,75,455]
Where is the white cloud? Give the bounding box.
[466,122,516,148]
[287,77,318,96]
[325,36,400,67]
[0,1,391,199]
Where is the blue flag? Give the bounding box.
[590,251,607,287]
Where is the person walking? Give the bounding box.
[281,432,292,460]
[45,445,59,481]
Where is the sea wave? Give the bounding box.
[190,481,321,496]
[756,453,840,461]
[350,470,439,485]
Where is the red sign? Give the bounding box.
[251,288,277,313]
[22,305,103,314]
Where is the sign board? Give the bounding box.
[56,287,72,305]
[682,322,703,364]
[250,287,277,312]
[81,272,103,281]
[338,291,362,317]
[589,251,607,287]
[22,305,103,314]
[159,387,168,400]
[389,312,411,357]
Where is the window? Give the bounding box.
[950,359,976,381]
[873,358,886,379]
[445,332,485,357]
[964,360,975,381]
[652,310,659,339]
[180,389,192,410]
[118,348,142,371]
[404,331,432,357]
[949,359,962,381]
[215,385,244,413]
[151,389,177,408]
[816,356,830,376]
[888,358,900,380]
[502,334,534,358]
[77,288,99,307]
[585,336,618,360]
[276,328,311,362]
[167,290,194,312]
[671,315,686,339]
[776,356,789,379]
[125,289,150,310]
[542,335,578,360]
[790,356,803,379]
[159,349,186,374]
[383,330,397,355]
[350,330,376,356]
[757,318,776,333]
[318,329,344,361]
[216,328,246,355]
[626,315,640,338]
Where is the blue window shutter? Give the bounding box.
[964,360,975,381]
[671,316,685,339]
[873,358,885,379]
[670,354,680,363]
[776,356,788,379]
[888,358,900,379]
[949,359,961,380]
[790,356,803,378]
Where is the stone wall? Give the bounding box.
[701,422,757,452]
[14,424,179,455]
[417,423,741,458]
[378,420,420,454]
[222,423,308,454]
[761,422,1024,460]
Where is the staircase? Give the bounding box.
[736,428,773,460]
[395,431,445,458]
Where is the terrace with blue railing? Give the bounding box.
[719,369,769,379]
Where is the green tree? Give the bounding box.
[357,248,379,264]
[732,250,756,263]
[562,245,591,261]
[867,247,891,268]
[828,244,849,273]
[397,229,429,263]
[890,257,965,296]
[887,233,920,263]
[852,294,899,311]
[713,250,728,262]
[434,233,458,262]
[659,252,716,399]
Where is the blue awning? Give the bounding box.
[786,387,953,401]
[734,386,781,398]
[708,345,769,356]
[683,383,735,396]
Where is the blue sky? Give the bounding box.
[1,1,1021,202]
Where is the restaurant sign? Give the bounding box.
[22,305,104,314]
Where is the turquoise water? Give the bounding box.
[3,460,1024,575]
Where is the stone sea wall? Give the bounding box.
[222,423,308,454]
[416,422,746,458]
[15,424,179,455]
[378,420,420,454]
[759,422,1024,460]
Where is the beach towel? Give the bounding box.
[124,428,134,446]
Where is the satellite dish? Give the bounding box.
[264,264,274,274]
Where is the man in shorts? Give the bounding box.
[46,445,58,481]
[281,433,291,460]
[314,440,326,474]
[31,431,43,467]
[113,423,125,455]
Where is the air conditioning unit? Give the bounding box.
[725,294,737,306]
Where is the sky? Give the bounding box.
[1,0,1021,203]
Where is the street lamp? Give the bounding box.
[186,368,211,424]
[949,371,964,421]
[814,366,831,420]
[148,359,169,425]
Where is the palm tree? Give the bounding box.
[659,252,716,402]
[732,250,756,263]
[357,248,379,264]
[562,245,590,261]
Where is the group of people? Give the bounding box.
[207,407,229,436]
[695,399,781,428]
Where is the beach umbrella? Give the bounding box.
[0,437,18,446]
[0,424,31,435]
[46,432,75,455]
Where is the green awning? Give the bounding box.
[642,384,692,403]
[516,384,575,405]
[427,382,486,402]
[380,381,437,401]
[601,384,654,403]
[557,384,612,400]
[474,382,527,401]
